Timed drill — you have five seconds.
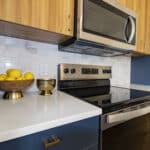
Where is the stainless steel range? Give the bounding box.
[58,64,150,150]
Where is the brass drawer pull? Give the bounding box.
[44,136,61,149]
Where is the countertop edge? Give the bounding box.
[131,84,150,92]
[0,107,101,143]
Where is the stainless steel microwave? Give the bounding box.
[59,0,137,57]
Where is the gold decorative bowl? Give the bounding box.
[0,80,34,100]
[36,79,56,96]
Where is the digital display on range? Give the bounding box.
[82,68,99,74]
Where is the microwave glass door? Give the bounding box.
[83,0,135,44]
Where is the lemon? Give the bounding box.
[0,74,6,81]
[24,72,34,80]
[6,69,22,79]
[5,77,15,81]
[16,77,24,80]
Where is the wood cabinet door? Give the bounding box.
[117,0,150,54]
[0,0,74,36]
[145,1,150,52]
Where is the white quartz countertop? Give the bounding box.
[0,91,101,143]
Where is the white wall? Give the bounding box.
[0,36,131,92]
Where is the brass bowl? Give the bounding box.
[36,79,56,96]
[0,80,34,100]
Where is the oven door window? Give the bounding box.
[103,113,150,150]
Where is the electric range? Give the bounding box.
[58,64,150,150]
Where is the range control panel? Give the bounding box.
[59,64,112,80]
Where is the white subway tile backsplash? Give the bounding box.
[0,36,131,92]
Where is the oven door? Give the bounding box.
[77,0,136,50]
[103,104,150,150]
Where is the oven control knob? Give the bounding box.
[71,68,76,74]
[64,68,69,74]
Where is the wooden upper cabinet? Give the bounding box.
[0,0,74,43]
[117,0,150,55]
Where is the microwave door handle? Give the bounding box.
[124,18,128,42]
[127,16,136,43]
[107,104,150,124]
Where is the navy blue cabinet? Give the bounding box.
[0,116,100,150]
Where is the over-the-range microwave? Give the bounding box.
[59,0,137,57]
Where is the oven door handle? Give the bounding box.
[107,104,150,124]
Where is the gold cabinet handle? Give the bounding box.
[44,136,61,149]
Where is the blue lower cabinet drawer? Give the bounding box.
[88,145,99,150]
[0,128,62,150]
[0,116,100,150]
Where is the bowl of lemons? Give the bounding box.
[0,68,34,100]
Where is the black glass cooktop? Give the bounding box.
[62,86,150,114]
[83,86,150,114]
